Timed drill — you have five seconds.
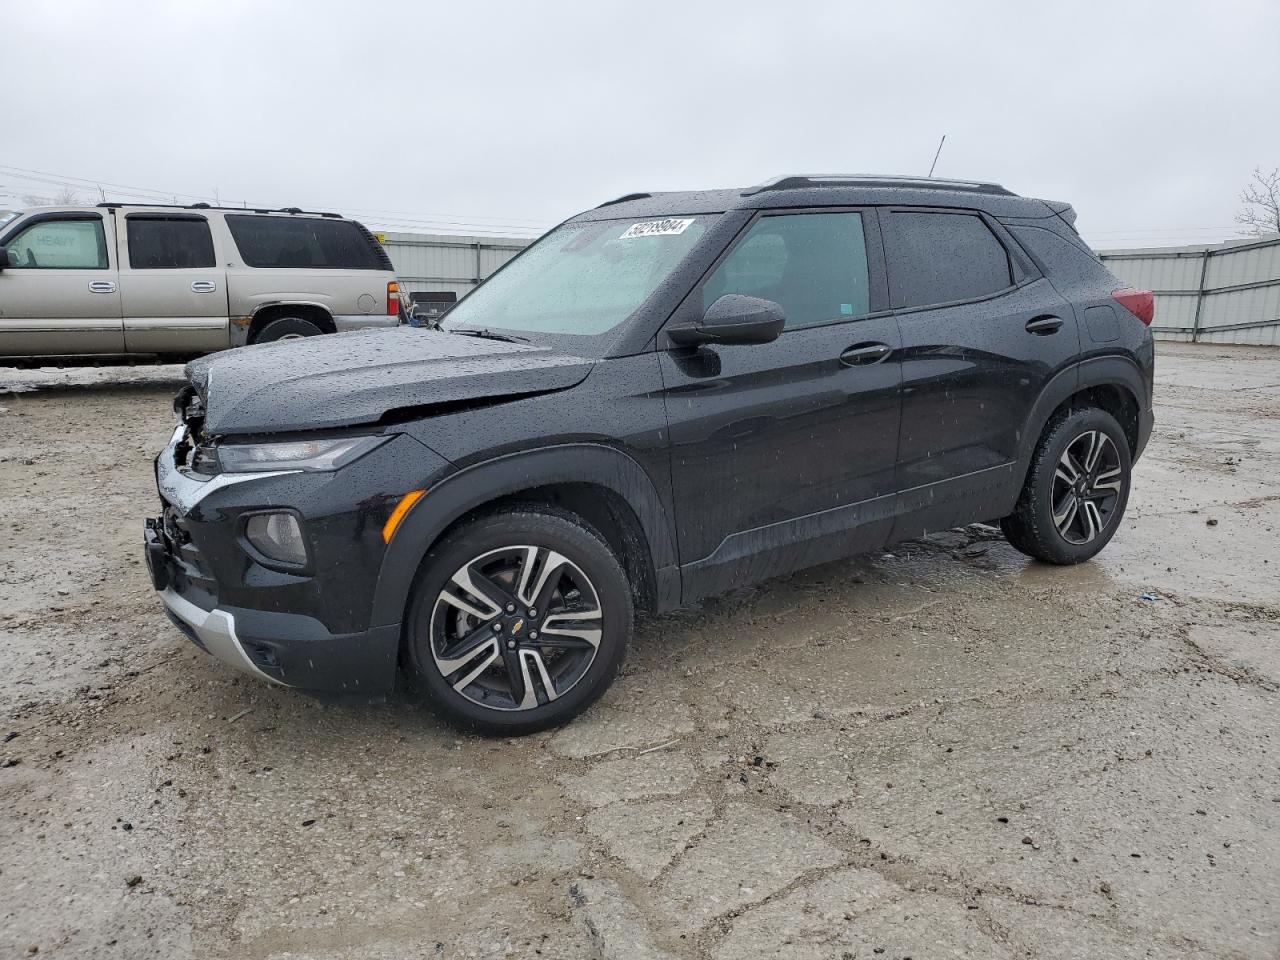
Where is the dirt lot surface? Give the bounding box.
[2,342,1278,959]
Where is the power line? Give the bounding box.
[0,162,552,236]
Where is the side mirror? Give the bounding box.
[0,247,11,271]
[667,294,785,347]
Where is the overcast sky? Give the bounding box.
[3,0,1278,248]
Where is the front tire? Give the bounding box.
[1001,407,1132,565]
[403,508,633,735]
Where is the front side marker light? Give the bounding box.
[383,489,426,544]
[245,512,308,566]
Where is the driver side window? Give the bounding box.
[6,218,109,269]
[703,212,871,329]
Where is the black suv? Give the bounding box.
[145,175,1155,733]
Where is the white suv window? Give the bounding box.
[6,217,108,269]
[224,215,387,270]
[127,216,216,269]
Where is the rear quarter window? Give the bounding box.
[225,215,391,270]
[1007,224,1110,286]
[883,211,1013,310]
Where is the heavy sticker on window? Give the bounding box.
[618,218,695,240]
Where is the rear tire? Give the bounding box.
[1001,406,1132,565]
[252,316,323,344]
[403,507,633,735]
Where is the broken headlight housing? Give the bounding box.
[211,435,389,474]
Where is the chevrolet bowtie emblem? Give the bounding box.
[510,618,525,635]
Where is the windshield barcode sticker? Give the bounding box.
[618,218,695,240]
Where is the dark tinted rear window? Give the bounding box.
[127,216,215,269]
[225,215,389,270]
[884,212,1013,309]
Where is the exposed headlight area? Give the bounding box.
[205,435,390,474]
[244,511,308,567]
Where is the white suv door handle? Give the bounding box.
[191,281,217,293]
[87,280,116,294]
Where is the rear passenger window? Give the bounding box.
[127,217,216,269]
[225,216,388,270]
[883,212,1012,309]
[704,212,871,329]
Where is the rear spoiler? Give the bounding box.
[1044,200,1078,230]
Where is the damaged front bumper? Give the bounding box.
[158,587,283,685]
[144,424,448,695]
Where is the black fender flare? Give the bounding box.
[369,443,678,628]
[1014,354,1147,480]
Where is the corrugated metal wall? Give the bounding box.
[1100,236,1280,346]
[378,229,1280,346]
[380,231,532,299]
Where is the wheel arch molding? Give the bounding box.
[369,443,678,629]
[1018,355,1148,471]
[237,301,337,346]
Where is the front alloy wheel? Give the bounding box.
[432,546,603,711]
[404,508,632,734]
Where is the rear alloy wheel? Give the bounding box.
[1001,406,1132,564]
[1050,430,1124,545]
[404,509,632,734]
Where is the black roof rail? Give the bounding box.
[596,192,653,208]
[743,174,1015,197]
[95,201,341,217]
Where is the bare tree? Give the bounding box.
[20,186,84,207]
[1235,167,1280,237]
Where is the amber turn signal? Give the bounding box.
[382,489,425,544]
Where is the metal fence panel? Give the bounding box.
[1101,236,1280,345]
[380,231,532,299]
[377,229,1280,344]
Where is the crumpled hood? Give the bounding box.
[186,328,594,436]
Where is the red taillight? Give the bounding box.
[1112,288,1154,326]
[387,281,399,317]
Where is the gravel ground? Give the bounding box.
[1,342,1278,959]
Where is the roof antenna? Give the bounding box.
[927,134,947,178]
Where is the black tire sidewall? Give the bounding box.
[403,509,633,734]
[254,317,323,343]
[1025,408,1132,563]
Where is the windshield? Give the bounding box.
[442,215,712,338]
[0,211,18,231]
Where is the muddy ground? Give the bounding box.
[1,342,1278,959]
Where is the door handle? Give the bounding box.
[87,280,116,294]
[1025,316,1064,335]
[191,281,217,293]
[840,342,892,366]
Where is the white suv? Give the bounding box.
[0,203,402,362]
